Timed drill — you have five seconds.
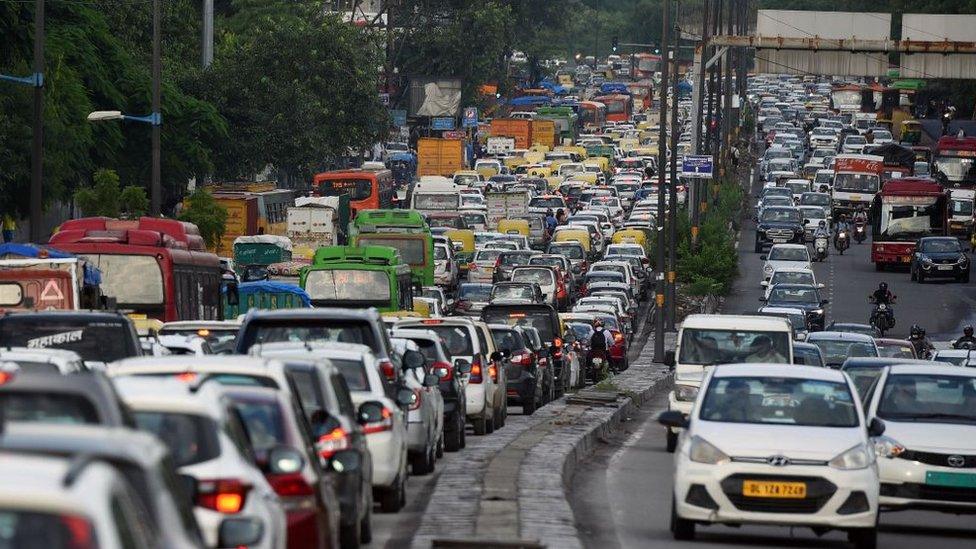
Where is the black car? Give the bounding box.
[760,283,829,331]
[911,236,971,283]
[792,341,825,367]
[481,304,568,397]
[489,325,551,415]
[0,311,143,366]
[754,206,806,252]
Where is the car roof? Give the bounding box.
[770,267,814,274]
[110,355,285,377]
[0,423,169,466]
[243,307,380,322]
[807,331,875,342]
[874,338,912,345]
[682,314,792,331]
[161,320,241,331]
[0,452,120,513]
[768,243,808,250]
[0,310,130,322]
[841,357,933,369]
[887,363,976,376]
[711,363,845,381]
[792,342,821,351]
[933,349,976,357]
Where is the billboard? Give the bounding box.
[408,77,462,117]
[754,10,890,77]
[901,14,976,79]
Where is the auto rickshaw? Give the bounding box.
[612,229,651,256]
[553,228,592,255]
[545,175,565,191]
[554,145,587,160]
[475,159,502,178]
[527,164,554,178]
[497,218,530,239]
[583,156,610,176]
[504,156,528,172]
[528,144,550,155]
[444,228,475,271]
[523,150,546,164]
[901,120,922,145]
[129,315,164,337]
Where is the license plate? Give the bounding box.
[938,265,953,271]
[926,471,976,488]
[773,238,788,244]
[849,194,863,201]
[742,481,807,499]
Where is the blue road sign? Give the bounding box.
[462,107,479,128]
[681,155,714,179]
[431,117,456,130]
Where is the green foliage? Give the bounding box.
[119,186,149,217]
[74,169,149,218]
[677,183,744,296]
[178,188,228,248]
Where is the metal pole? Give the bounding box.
[654,0,670,362]
[202,0,213,68]
[721,0,732,180]
[151,0,161,216]
[690,0,711,246]
[29,0,44,242]
[667,0,680,332]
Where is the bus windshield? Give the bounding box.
[319,178,372,200]
[877,199,944,241]
[356,236,426,265]
[80,254,163,305]
[834,173,879,193]
[304,270,390,304]
[935,156,976,182]
[413,193,459,210]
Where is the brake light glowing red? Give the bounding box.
[421,319,443,325]
[379,359,396,380]
[363,406,394,434]
[470,359,484,383]
[175,372,197,383]
[317,427,351,458]
[268,472,315,497]
[0,371,14,385]
[196,478,251,514]
[488,365,498,382]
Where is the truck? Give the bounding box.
[486,137,516,155]
[490,118,533,150]
[417,138,464,177]
[485,190,532,230]
[409,177,462,217]
[300,245,415,312]
[832,154,884,218]
[949,188,975,238]
[535,106,579,144]
[285,195,351,259]
[531,119,557,149]
[870,178,948,269]
[0,243,104,312]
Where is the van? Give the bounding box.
[662,314,794,452]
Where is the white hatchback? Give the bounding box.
[660,363,880,548]
[761,244,812,286]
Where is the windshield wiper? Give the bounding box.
[882,412,976,422]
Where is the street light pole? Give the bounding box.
[654,0,670,362]
[151,0,162,216]
[667,0,680,332]
[30,0,45,242]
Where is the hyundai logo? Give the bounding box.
[947,455,966,468]
[767,455,791,467]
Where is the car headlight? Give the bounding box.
[764,264,774,274]
[919,254,932,264]
[829,443,875,470]
[873,435,906,459]
[688,436,730,465]
[809,308,824,315]
[675,384,699,402]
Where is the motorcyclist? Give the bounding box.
[852,206,868,225]
[871,282,894,305]
[835,213,852,236]
[953,325,976,350]
[909,324,934,359]
[589,320,614,379]
[814,220,830,240]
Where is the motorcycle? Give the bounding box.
[910,337,934,360]
[835,230,850,255]
[588,351,608,383]
[854,221,866,244]
[869,301,895,337]
[814,235,829,262]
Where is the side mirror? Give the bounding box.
[867,417,886,437]
[267,446,305,475]
[403,349,426,370]
[432,366,450,379]
[330,449,362,474]
[309,409,338,439]
[818,283,825,288]
[357,401,386,425]
[663,349,676,369]
[218,519,264,548]
[657,410,689,429]
[454,358,472,374]
[397,388,418,408]
[423,373,441,387]
[490,351,503,362]
[760,280,769,287]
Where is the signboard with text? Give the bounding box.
[681,155,714,179]
[462,107,479,128]
[431,117,456,130]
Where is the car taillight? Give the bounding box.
[317,427,351,459]
[409,388,423,411]
[494,258,502,269]
[268,472,315,497]
[196,478,251,514]
[511,352,534,366]
[578,284,587,296]
[60,515,96,549]
[488,364,498,382]
[613,331,624,343]
[468,262,478,271]
[433,361,453,381]
[363,406,394,434]
[379,359,396,381]
[470,358,484,383]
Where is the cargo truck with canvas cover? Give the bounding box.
[351,209,434,287]
[485,190,531,230]
[870,178,948,270]
[832,154,883,218]
[300,245,414,312]
[933,136,976,187]
[285,195,351,259]
[0,244,104,313]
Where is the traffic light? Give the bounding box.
[612,37,618,53]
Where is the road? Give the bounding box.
[567,169,976,548]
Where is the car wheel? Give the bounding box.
[436,432,445,458]
[665,428,678,453]
[670,497,695,540]
[460,421,467,448]
[445,417,463,452]
[473,416,488,436]
[523,392,537,415]
[411,445,434,475]
[910,265,917,281]
[964,271,971,283]
[848,527,877,549]
[486,413,495,434]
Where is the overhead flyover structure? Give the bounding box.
[707,10,976,79]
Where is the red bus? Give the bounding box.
[593,94,633,123]
[870,178,948,270]
[633,53,661,80]
[934,136,976,187]
[579,101,607,132]
[313,169,395,218]
[49,217,222,321]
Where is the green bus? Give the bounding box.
[299,245,414,312]
[536,106,579,144]
[351,209,434,287]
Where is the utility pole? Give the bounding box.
[29,0,45,242]
[151,0,162,216]
[653,0,670,362]
[690,0,711,249]
[202,0,214,68]
[667,0,680,332]
[721,0,733,179]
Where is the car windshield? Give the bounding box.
[434,246,448,260]
[549,244,584,259]
[799,207,826,219]
[920,239,961,253]
[0,318,134,363]
[493,285,535,300]
[481,310,556,341]
[491,329,526,352]
[133,412,221,467]
[475,249,502,262]
[529,197,564,208]
[810,338,877,365]
[700,376,858,427]
[769,286,819,304]
[512,268,553,285]
[877,374,976,425]
[771,271,814,286]
[792,346,823,366]
[459,284,491,300]
[241,319,374,351]
[876,343,916,359]
[500,253,535,266]
[761,208,801,223]
[951,198,974,217]
[768,247,808,261]
[678,329,791,365]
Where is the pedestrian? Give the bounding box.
[556,208,568,225]
[1,214,15,243]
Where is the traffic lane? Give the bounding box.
[570,389,976,549]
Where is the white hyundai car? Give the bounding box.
[866,364,976,514]
[660,363,881,548]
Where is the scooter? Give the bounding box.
[854,221,867,244]
[835,230,850,255]
[814,235,829,262]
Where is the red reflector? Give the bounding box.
[60,515,96,549]
[379,359,396,380]
[433,361,454,381]
[268,473,314,497]
[175,372,197,383]
[421,319,443,325]
[470,362,483,383]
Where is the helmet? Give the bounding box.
[879,282,888,291]
[911,324,924,337]
[966,326,974,337]
[818,220,826,228]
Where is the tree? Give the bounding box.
[74,169,149,218]
[178,187,228,249]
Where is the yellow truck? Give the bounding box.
[417,138,464,177]
[531,119,557,150]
